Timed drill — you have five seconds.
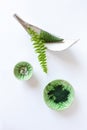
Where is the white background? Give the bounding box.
[0,0,87,129]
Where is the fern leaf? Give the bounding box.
[27,28,48,73]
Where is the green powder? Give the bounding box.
[40,30,64,43]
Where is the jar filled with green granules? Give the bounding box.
[14,61,33,80]
[44,80,75,111]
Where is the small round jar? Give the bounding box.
[14,61,33,80]
[43,80,75,111]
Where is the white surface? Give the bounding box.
[0,0,87,129]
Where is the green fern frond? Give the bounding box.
[27,28,48,73]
